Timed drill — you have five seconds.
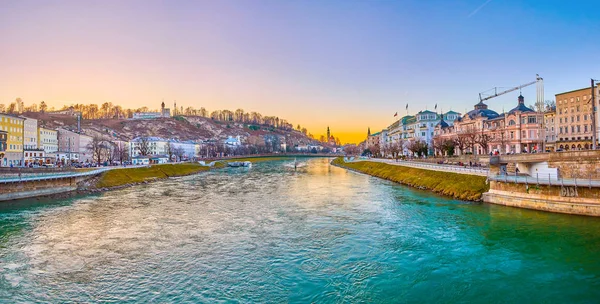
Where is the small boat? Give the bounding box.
[227,161,252,168]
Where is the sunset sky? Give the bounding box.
[0,0,598,143]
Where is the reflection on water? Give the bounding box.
[1,158,600,302]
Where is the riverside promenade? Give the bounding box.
[347,158,489,177]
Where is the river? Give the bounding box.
[1,158,599,303]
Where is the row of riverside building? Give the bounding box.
[0,113,212,167]
[367,84,600,156]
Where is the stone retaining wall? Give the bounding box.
[484,181,600,216]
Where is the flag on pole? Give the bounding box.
[405,104,408,110]
[394,112,398,117]
[435,103,437,110]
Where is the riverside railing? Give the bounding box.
[366,159,489,176]
[0,168,109,184]
[488,173,600,188]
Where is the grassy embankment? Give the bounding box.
[95,157,293,188]
[95,163,210,188]
[331,157,489,201]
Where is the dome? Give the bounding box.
[508,95,534,114]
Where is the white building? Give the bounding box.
[384,110,461,155]
[224,136,241,148]
[129,137,169,157]
[132,112,162,119]
[38,127,58,153]
[131,155,150,165]
[170,140,197,160]
[22,117,38,150]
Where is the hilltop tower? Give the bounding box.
[368,127,371,136]
[174,101,177,115]
[327,126,330,141]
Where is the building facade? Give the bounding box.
[38,127,58,154]
[0,131,7,161]
[57,129,93,163]
[383,111,461,156]
[129,137,169,157]
[433,95,545,155]
[555,85,599,150]
[544,109,557,152]
[0,114,24,166]
[23,117,38,150]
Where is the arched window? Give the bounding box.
[508,120,516,126]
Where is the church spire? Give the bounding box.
[368,127,371,136]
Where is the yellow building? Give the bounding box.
[0,114,24,166]
[555,85,599,150]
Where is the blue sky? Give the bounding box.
[0,0,598,142]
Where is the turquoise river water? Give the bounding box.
[1,158,600,303]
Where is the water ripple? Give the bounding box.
[0,158,600,303]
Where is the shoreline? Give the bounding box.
[10,156,308,202]
[331,157,489,201]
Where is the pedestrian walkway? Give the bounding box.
[348,158,489,176]
[0,168,109,183]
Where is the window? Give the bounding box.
[528,116,536,124]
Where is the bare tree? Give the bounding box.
[115,142,129,163]
[166,142,175,162]
[370,144,381,158]
[454,135,467,155]
[6,103,16,114]
[174,147,185,162]
[431,136,444,157]
[136,137,151,156]
[388,142,401,158]
[343,145,359,156]
[442,139,456,156]
[544,99,556,111]
[476,130,492,154]
[407,139,428,157]
[87,135,107,164]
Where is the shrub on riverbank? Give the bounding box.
[95,163,210,189]
[332,157,488,201]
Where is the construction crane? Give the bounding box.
[479,74,543,102]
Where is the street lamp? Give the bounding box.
[592,79,599,150]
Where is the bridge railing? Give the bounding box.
[0,168,109,184]
[488,173,600,188]
[354,158,489,176]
